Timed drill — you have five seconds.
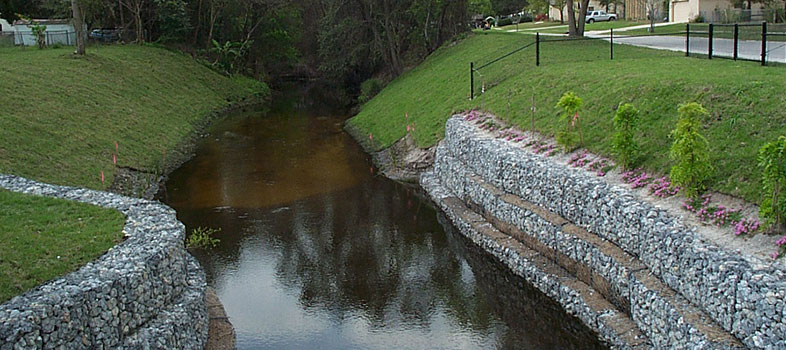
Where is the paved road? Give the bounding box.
[590,33,786,63]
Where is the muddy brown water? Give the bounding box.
[160,87,608,350]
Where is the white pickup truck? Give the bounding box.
[585,10,617,23]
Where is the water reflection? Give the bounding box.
[161,87,607,349]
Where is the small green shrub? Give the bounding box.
[611,103,640,170]
[30,22,47,49]
[669,102,713,198]
[758,136,786,232]
[358,78,383,104]
[186,226,220,249]
[555,91,583,151]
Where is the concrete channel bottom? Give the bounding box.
[421,169,745,350]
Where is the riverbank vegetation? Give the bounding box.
[349,31,786,204]
[0,44,266,300]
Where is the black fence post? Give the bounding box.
[686,23,690,57]
[536,33,540,66]
[733,23,739,60]
[470,62,474,100]
[610,28,614,60]
[708,23,713,59]
[761,21,767,66]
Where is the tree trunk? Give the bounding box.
[192,0,203,46]
[568,0,590,37]
[567,0,577,36]
[72,0,86,55]
[119,0,125,32]
[578,0,590,35]
[135,6,143,43]
[207,0,219,49]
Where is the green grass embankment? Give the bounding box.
[0,44,268,302]
[348,31,786,203]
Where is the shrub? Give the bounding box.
[358,78,383,104]
[611,103,640,170]
[30,22,47,49]
[758,136,786,232]
[186,226,220,249]
[669,102,712,198]
[555,91,583,151]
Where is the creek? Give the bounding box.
[160,86,607,349]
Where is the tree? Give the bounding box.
[669,103,713,198]
[646,0,657,32]
[491,0,524,15]
[72,0,86,55]
[119,0,145,42]
[566,0,589,37]
[469,0,492,15]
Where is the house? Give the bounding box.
[13,19,76,46]
[669,0,781,22]
[548,0,612,23]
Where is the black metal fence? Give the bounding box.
[684,22,786,65]
[469,22,786,99]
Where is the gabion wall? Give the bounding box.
[0,175,208,350]
[428,116,785,349]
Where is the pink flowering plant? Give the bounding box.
[586,158,614,177]
[772,235,786,259]
[568,151,589,168]
[532,142,556,156]
[649,177,680,198]
[682,193,761,235]
[622,169,652,189]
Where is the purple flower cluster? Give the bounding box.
[496,128,526,143]
[586,158,613,177]
[682,194,760,236]
[568,151,589,168]
[621,169,651,189]
[565,151,613,176]
[532,142,555,155]
[479,121,498,132]
[734,218,761,236]
[649,177,680,198]
[465,110,480,122]
[772,236,786,260]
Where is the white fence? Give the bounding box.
[12,30,76,46]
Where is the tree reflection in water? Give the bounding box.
[163,85,606,349]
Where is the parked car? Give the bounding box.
[89,28,121,42]
[585,11,617,23]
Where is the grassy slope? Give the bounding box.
[0,190,125,302]
[0,45,267,302]
[0,45,268,188]
[349,31,786,202]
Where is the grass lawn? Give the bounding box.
[348,31,786,203]
[0,44,268,301]
[0,190,125,302]
[536,20,647,34]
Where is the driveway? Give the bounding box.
[587,30,786,63]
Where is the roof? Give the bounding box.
[13,19,72,26]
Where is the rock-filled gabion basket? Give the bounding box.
[0,174,208,350]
